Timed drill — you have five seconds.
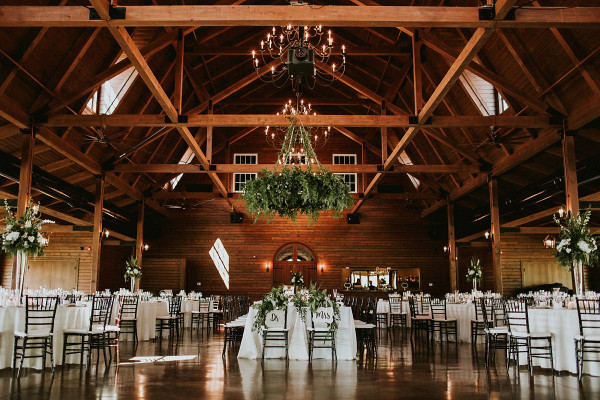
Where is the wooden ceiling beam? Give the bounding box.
[88,0,234,211]
[110,163,481,174]
[1,6,598,28]
[151,190,439,201]
[351,0,518,213]
[40,114,559,129]
[187,46,410,56]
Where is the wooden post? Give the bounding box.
[489,177,503,294]
[206,101,213,163]
[447,202,457,292]
[563,135,579,215]
[412,30,423,115]
[11,128,34,289]
[135,198,145,291]
[380,103,388,163]
[90,174,104,293]
[174,29,184,113]
[563,134,580,290]
[361,143,367,194]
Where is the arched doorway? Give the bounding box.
[273,243,318,287]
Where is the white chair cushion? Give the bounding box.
[574,334,600,341]
[511,331,551,338]
[191,310,211,314]
[356,323,375,329]
[104,325,120,332]
[413,315,431,320]
[261,327,289,332]
[485,327,508,334]
[14,330,53,338]
[225,321,245,328]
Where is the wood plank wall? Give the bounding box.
[140,258,186,293]
[140,198,450,300]
[457,246,493,292]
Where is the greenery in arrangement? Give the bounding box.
[554,208,599,268]
[243,118,353,223]
[290,270,304,287]
[466,257,482,282]
[1,200,52,257]
[294,283,341,335]
[252,286,289,332]
[124,255,142,281]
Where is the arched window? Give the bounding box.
[273,243,317,286]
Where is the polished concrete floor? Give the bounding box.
[1,330,599,400]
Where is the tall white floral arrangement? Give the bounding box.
[466,257,482,283]
[554,208,599,268]
[1,200,52,257]
[124,255,142,281]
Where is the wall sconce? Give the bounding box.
[103,229,110,238]
[558,207,565,218]
[443,245,448,253]
[320,264,325,273]
[484,231,491,240]
[266,262,270,272]
[543,235,556,249]
[143,243,149,251]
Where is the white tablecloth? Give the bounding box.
[0,305,90,370]
[181,299,199,328]
[120,300,169,342]
[516,308,600,376]
[238,305,356,360]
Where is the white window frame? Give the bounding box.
[332,153,357,193]
[233,153,258,193]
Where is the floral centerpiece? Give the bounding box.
[243,117,353,223]
[252,286,289,332]
[554,208,599,297]
[290,270,304,293]
[294,283,341,335]
[466,257,482,291]
[1,200,52,296]
[124,255,142,292]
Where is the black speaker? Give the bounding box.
[347,213,361,224]
[285,46,315,77]
[230,212,244,224]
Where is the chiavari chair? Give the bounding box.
[575,298,600,380]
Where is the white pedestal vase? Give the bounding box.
[472,278,477,293]
[14,251,27,304]
[130,278,136,293]
[573,260,584,297]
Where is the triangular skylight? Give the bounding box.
[168,147,196,190]
[459,70,508,116]
[398,151,420,190]
[84,53,138,115]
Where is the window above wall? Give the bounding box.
[84,59,138,115]
[233,153,258,193]
[459,70,509,116]
[333,153,357,193]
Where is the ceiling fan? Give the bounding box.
[476,126,530,149]
[164,198,219,211]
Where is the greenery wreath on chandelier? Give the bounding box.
[243,117,353,223]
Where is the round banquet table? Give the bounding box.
[119,300,169,342]
[181,299,199,328]
[0,304,90,370]
[238,305,356,360]
[514,308,600,376]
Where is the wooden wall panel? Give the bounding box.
[99,245,133,292]
[457,246,493,292]
[0,232,93,292]
[141,199,449,300]
[140,258,186,293]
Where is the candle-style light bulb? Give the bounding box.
[271,66,275,74]
[272,27,276,35]
[332,63,336,72]
[254,58,259,67]
[342,44,346,54]
[252,50,256,58]
[260,40,264,50]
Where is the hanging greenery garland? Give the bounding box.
[243,117,354,223]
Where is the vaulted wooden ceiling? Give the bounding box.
[0,0,599,238]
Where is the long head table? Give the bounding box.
[238,305,357,360]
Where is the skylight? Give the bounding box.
[459,70,508,116]
[398,151,420,189]
[209,238,230,290]
[169,148,196,189]
[84,64,138,115]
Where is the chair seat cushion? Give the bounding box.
[156,315,178,320]
[485,327,508,334]
[104,325,120,332]
[262,327,289,332]
[574,335,600,342]
[224,321,245,328]
[14,330,53,338]
[511,331,551,338]
[413,315,431,320]
[356,323,376,329]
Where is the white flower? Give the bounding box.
[24,221,31,228]
[28,236,35,242]
[6,224,12,231]
[556,239,570,251]
[5,231,20,242]
[469,270,474,275]
[578,240,592,254]
[566,248,572,253]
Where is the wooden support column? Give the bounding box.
[206,101,213,163]
[11,128,34,289]
[563,135,579,215]
[412,31,423,115]
[174,29,184,113]
[90,174,104,293]
[489,177,503,294]
[380,103,387,163]
[135,198,144,291]
[447,202,457,292]
[361,143,367,194]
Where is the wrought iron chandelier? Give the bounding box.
[251,24,346,93]
[265,97,330,152]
